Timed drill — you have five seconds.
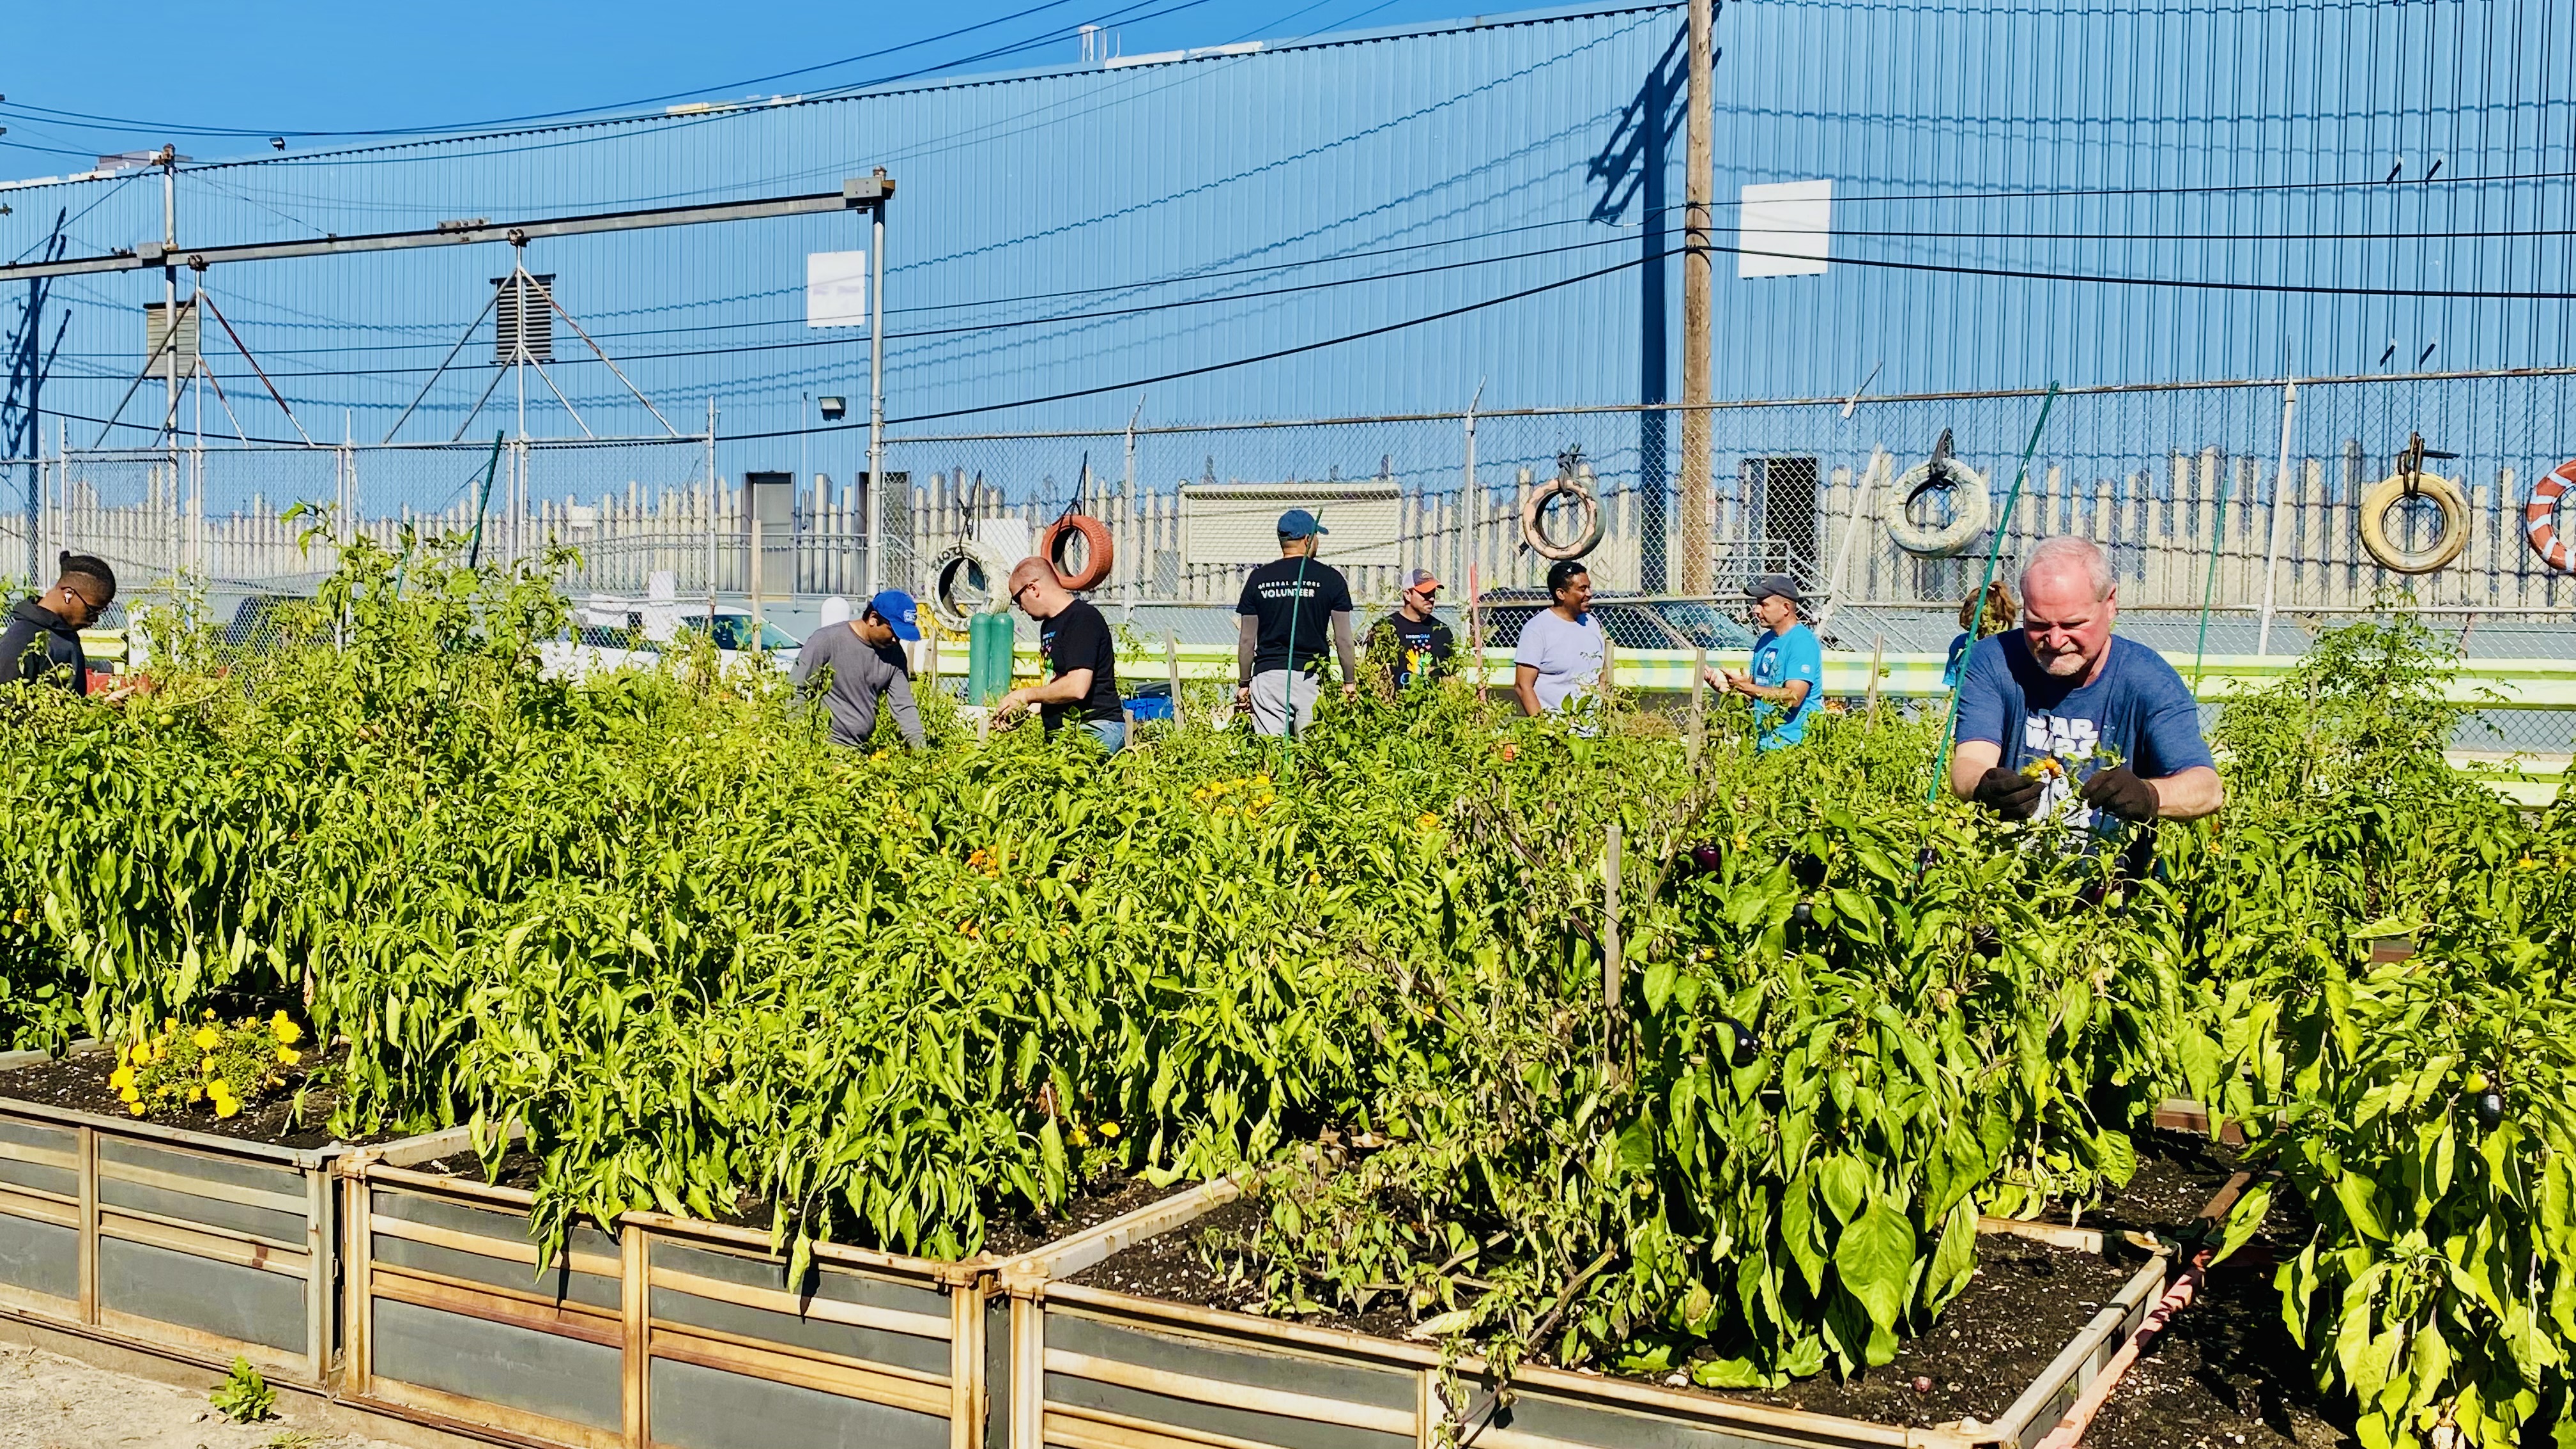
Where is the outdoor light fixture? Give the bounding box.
[818,396,847,421]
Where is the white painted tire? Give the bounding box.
[1883,458,1993,557]
[1521,475,1605,562]
[925,540,1011,633]
[2359,471,2470,575]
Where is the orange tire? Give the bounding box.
[1044,513,1116,592]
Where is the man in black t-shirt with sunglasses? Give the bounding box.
[995,557,1126,755]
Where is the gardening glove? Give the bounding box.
[2078,766,2160,824]
[1970,767,2045,820]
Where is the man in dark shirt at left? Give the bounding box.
[1,553,116,696]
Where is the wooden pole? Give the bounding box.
[1866,632,1884,715]
[1167,631,1184,725]
[1688,646,1708,761]
[1602,824,1624,1018]
[1678,0,1715,594]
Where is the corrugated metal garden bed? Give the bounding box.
[341,1147,1239,1449]
[1005,1180,2175,1449]
[0,1041,463,1391]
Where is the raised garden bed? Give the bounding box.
[0,1041,457,1392]
[1010,1186,2174,1449]
[341,1148,1239,1449]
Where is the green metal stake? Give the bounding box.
[466,431,505,570]
[1927,384,2061,805]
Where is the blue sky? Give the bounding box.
[1,0,1481,172]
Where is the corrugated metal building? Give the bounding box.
[4,0,2571,463]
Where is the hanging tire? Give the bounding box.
[1883,458,1991,556]
[1521,475,1604,561]
[1043,513,1116,592]
[2359,471,2471,574]
[2525,459,2576,575]
[926,540,1011,633]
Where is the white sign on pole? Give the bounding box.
[1737,180,1832,279]
[806,250,870,328]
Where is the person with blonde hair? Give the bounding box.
[1947,536,2221,831]
[993,558,1126,754]
[1943,581,2018,689]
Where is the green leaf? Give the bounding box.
[1921,1198,1978,1311]
[1819,1154,1867,1225]
[2334,1172,2391,1242]
[1832,1197,1917,1331]
[1641,958,1677,1015]
[2212,1181,2273,1265]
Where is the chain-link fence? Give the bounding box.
[7,367,2572,635]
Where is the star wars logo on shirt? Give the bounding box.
[2023,712,2102,829]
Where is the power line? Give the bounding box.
[0,0,1098,140]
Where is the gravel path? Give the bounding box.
[0,1345,400,1449]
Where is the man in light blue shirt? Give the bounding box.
[1706,574,1823,749]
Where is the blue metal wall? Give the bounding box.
[6,0,2573,479]
[3,3,1687,474]
[1710,0,2576,399]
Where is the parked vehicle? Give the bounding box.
[539,611,802,680]
[1475,591,1756,652]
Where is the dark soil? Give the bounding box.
[0,1049,394,1151]
[399,1144,1176,1263]
[2082,1133,2351,1449]
[1073,1199,2137,1427]
[1071,1135,2356,1443]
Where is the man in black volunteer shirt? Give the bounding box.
[1369,568,1454,693]
[1,553,117,696]
[1234,509,1359,738]
[995,557,1126,754]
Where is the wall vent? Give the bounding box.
[492,273,556,365]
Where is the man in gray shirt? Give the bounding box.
[790,588,926,749]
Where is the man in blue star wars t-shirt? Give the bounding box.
[1947,537,2223,834]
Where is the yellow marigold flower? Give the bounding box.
[191,1026,220,1050]
[201,1009,217,1021]
[186,1087,203,1103]
[127,1101,147,1117]
[118,1085,139,1103]
[211,1096,240,1121]
[271,1013,302,1046]
[135,1043,155,1064]
[1416,813,1440,831]
[276,1046,301,1066]
[1098,1121,1121,1140]
[107,1065,134,1091]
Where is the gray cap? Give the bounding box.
[1745,574,1802,604]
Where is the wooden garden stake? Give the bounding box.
[1602,823,1623,1017]
[1167,631,1184,725]
[1866,632,1884,715]
[1688,646,1706,762]
[923,629,939,696]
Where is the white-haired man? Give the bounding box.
[1947,536,2222,830]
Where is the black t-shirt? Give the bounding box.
[1038,599,1123,728]
[1374,612,1455,690]
[1236,556,1353,675]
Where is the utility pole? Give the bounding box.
[1678,0,1715,595]
[862,169,892,599]
[160,147,181,537]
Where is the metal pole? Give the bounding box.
[1678,0,1715,595]
[865,198,887,598]
[161,150,180,519]
[705,397,718,597]
[2255,378,2299,657]
[1122,399,1140,620]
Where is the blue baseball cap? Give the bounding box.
[1276,509,1329,539]
[867,588,922,641]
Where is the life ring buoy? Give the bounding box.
[2526,460,2576,574]
[1883,458,1991,556]
[1521,470,1604,561]
[1042,513,1116,592]
[925,540,1011,632]
[2358,471,2470,574]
